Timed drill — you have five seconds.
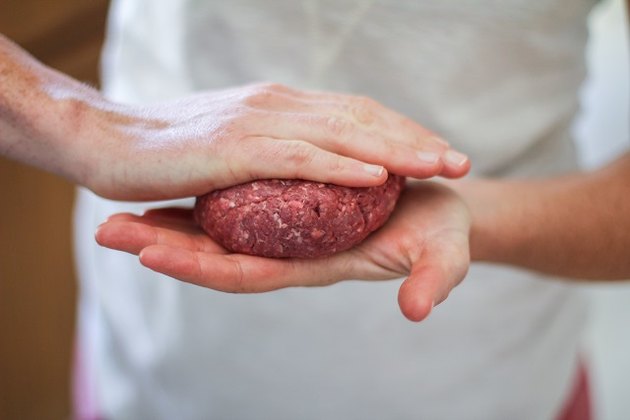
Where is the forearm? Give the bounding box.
[455,152,630,280]
[0,34,109,186]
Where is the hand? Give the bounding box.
[82,83,469,200]
[1,36,467,199]
[95,182,471,321]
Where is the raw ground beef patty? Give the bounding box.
[194,175,405,258]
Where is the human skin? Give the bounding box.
[0,34,470,201]
[96,153,630,322]
[460,153,630,280]
[95,0,630,321]
[96,182,472,322]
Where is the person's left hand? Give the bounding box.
[95,182,471,321]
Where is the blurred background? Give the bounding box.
[0,0,628,419]
[575,1,630,420]
[0,0,109,418]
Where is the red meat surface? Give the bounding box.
[194,175,405,258]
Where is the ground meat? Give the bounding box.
[194,175,405,258]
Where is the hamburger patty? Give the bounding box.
[194,175,405,258]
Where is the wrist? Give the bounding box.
[450,178,531,265]
[0,35,114,189]
[40,76,122,192]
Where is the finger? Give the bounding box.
[232,137,389,187]
[235,85,469,180]
[440,150,472,178]
[238,84,319,112]
[240,86,441,155]
[241,83,469,178]
[138,245,353,292]
[397,241,470,322]
[293,93,443,148]
[241,84,440,151]
[280,91,449,146]
[95,220,224,255]
[254,112,447,180]
[397,263,445,322]
[288,92,471,179]
[96,221,160,255]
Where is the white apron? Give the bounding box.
[74,1,596,418]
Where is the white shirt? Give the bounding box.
[74,1,596,418]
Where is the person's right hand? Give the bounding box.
[82,83,470,200]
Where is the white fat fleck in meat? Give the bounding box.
[285,229,304,243]
[272,212,287,228]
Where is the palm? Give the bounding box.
[344,182,471,319]
[96,182,470,321]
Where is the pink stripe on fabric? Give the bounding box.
[72,339,101,420]
[556,361,592,420]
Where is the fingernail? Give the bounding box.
[428,135,449,147]
[417,151,440,164]
[363,164,384,177]
[444,150,468,167]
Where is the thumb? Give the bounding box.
[397,263,445,322]
[397,240,470,322]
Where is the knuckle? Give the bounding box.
[242,85,277,108]
[260,82,299,96]
[230,258,247,292]
[325,116,353,138]
[350,96,378,125]
[254,82,288,94]
[242,82,294,108]
[283,141,317,169]
[262,82,288,92]
[256,140,316,174]
[326,154,346,174]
